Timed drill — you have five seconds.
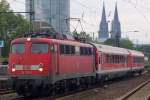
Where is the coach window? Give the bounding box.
[80,47,85,55]
[121,56,123,63]
[31,43,49,54]
[112,55,114,63]
[106,54,109,63]
[120,56,122,63]
[116,55,118,63]
[85,48,88,55]
[12,44,25,54]
[122,56,124,63]
[123,56,125,63]
[119,56,121,63]
[60,45,65,54]
[109,55,112,64]
[115,55,117,63]
[118,55,120,63]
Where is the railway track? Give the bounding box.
[1,71,150,100]
[118,79,150,100]
[0,90,15,95]
[32,72,148,100]
[55,71,150,100]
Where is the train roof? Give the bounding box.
[92,43,129,55]
[11,37,53,43]
[11,37,93,47]
[127,49,144,57]
[51,39,93,47]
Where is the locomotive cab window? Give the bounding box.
[11,44,25,54]
[31,43,49,54]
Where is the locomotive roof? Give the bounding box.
[51,39,93,47]
[11,38,93,47]
[11,38,52,44]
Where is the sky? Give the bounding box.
[7,0,150,44]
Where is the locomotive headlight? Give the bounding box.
[12,64,16,72]
[38,68,43,72]
[12,68,16,72]
[27,37,31,41]
[38,63,43,72]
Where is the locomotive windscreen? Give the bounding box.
[11,44,25,54]
[31,43,49,54]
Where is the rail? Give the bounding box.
[118,79,150,100]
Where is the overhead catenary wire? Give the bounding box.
[123,0,150,25]
[71,0,100,33]
[8,0,99,34]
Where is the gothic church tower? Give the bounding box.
[98,2,109,41]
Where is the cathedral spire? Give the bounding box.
[111,2,121,39]
[114,2,119,22]
[101,1,107,22]
[98,1,109,41]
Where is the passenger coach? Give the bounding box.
[93,44,131,80]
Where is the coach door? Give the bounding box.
[127,53,132,70]
[50,44,59,75]
[98,52,103,72]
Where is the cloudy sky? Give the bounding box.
[7,0,150,44]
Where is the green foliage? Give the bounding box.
[104,38,134,49]
[0,56,7,63]
[138,45,150,61]
[104,38,116,46]
[120,38,134,49]
[0,0,30,57]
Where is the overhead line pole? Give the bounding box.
[29,0,35,33]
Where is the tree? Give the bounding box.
[0,0,30,57]
[120,38,134,49]
[104,38,134,49]
[104,38,116,46]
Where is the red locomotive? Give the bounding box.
[8,33,144,96]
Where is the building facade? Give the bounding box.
[25,0,70,34]
[98,2,109,41]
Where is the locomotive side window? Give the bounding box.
[59,44,75,55]
[11,44,25,54]
[31,43,49,54]
[65,45,70,54]
[80,47,92,56]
